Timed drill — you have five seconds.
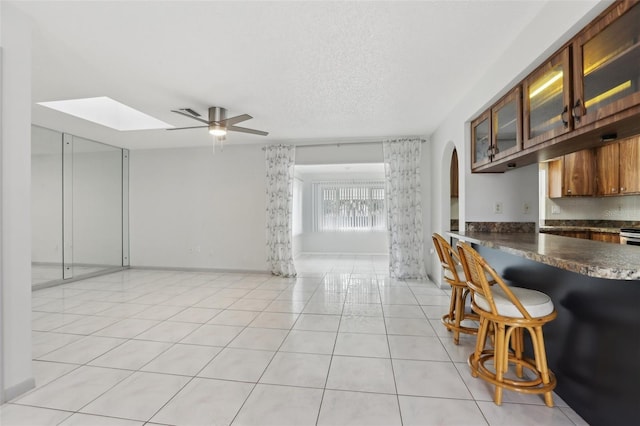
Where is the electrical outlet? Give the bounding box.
[494,202,503,214]
[551,205,560,214]
[523,203,530,214]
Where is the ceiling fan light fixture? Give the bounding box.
[209,125,227,136]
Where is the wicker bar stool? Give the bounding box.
[457,241,557,407]
[432,233,480,344]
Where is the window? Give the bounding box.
[313,181,386,232]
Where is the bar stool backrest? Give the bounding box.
[432,233,463,285]
[457,241,534,320]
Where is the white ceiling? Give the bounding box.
[11,0,551,150]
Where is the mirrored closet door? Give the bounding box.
[31,126,129,288]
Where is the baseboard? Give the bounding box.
[32,266,129,291]
[130,265,271,275]
[3,377,35,403]
[296,252,388,256]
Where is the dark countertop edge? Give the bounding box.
[447,231,640,281]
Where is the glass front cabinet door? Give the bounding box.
[471,110,491,169]
[523,48,572,149]
[572,1,640,128]
[492,87,522,161]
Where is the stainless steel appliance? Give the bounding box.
[619,228,640,245]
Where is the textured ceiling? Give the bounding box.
[11,0,551,150]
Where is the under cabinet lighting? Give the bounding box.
[529,72,563,99]
[584,80,632,109]
[37,96,173,131]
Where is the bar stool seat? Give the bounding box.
[457,241,557,407]
[475,286,554,318]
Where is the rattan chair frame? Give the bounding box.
[432,233,479,344]
[457,241,557,407]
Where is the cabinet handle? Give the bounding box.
[621,187,626,192]
[567,189,572,194]
[561,105,569,128]
[611,187,617,193]
[572,99,582,123]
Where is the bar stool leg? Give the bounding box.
[532,326,555,407]
[453,287,465,344]
[470,315,490,377]
[513,327,524,378]
[493,322,506,405]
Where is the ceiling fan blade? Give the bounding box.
[218,114,252,126]
[166,125,208,130]
[227,125,269,136]
[180,108,201,117]
[171,109,210,124]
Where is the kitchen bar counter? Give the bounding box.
[446,230,640,426]
[448,231,639,280]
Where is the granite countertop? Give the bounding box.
[448,231,640,281]
[539,225,620,234]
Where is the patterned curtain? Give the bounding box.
[265,144,297,277]
[383,138,426,279]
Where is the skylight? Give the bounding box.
[37,96,173,131]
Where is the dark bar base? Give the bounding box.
[475,245,640,426]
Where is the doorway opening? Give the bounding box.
[292,163,389,274]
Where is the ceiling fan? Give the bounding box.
[168,106,268,136]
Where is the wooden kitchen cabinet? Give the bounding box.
[523,48,572,149]
[548,150,595,198]
[619,136,640,194]
[547,158,563,198]
[595,135,640,196]
[471,111,492,169]
[572,1,640,128]
[473,2,640,174]
[590,232,620,243]
[564,150,595,196]
[595,143,619,195]
[492,87,522,161]
[471,87,522,171]
[563,231,591,239]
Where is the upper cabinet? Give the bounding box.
[472,1,640,173]
[572,1,640,128]
[493,87,522,161]
[471,87,522,169]
[471,110,492,169]
[523,48,572,148]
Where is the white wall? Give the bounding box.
[1,1,34,401]
[428,0,610,286]
[296,143,384,165]
[545,195,640,221]
[130,144,269,272]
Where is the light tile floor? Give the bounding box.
[1,254,588,425]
